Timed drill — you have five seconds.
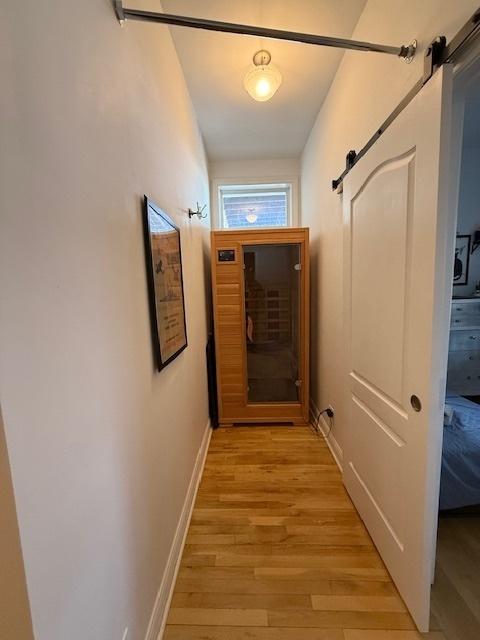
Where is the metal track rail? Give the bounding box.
[331,7,480,190]
[114,1,416,60]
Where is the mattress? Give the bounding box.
[439,394,480,510]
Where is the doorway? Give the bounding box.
[431,61,480,640]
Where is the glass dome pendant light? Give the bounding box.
[243,50,282,102]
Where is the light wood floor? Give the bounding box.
[431,516,480,640]
[164,425,445,640]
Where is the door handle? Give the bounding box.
[410,395,422,412]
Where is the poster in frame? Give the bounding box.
[453,234,471,287]
[143,196,187,371]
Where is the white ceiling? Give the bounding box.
[162,0,366,161]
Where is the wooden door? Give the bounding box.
[342,66,454,630]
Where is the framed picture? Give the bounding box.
[453,234,471,286]
[143,196,187,371]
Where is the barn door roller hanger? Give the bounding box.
[114,0,417,62]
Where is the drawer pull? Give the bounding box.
[469,336,479,340]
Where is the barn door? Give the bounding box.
[342,66,454,631]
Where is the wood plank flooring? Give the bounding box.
[164,425,445,640]
[431,516,480,640]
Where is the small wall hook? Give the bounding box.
[188,202,207,220]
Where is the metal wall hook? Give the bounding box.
[188,202,207,220]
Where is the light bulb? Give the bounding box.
[256,77,271,98]
[244,51,282,102]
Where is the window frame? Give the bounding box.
[211,177,299,230]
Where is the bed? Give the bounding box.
[439,394,480,511]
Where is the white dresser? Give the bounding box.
[447,298,480,395]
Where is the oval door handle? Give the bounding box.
[410,395,422,412]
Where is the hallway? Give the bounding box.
[164,425,443,639]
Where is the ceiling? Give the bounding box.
[161,0,366,161]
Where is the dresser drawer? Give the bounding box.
[451,300,480,326]
[449,330,480,351]
[447,369,480,395]
[452,299,480,313]
[448,350,480,370]
[451,315,480,328]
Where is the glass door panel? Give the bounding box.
[243,243,301,403]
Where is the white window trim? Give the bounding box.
[211,176,299,230]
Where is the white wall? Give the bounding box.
[209,157,300,228]
[210,157,300,180]
[454,146,480,297]
[301,0,479,458]
[0,2,210,639]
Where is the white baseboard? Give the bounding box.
[144,420,212,640]
[309,399,343,472]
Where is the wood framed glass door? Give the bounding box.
[243,243,301,404]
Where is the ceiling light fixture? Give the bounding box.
[245,209,258,224]
[244,50,282,102]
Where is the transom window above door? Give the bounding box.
[217,183,293,229]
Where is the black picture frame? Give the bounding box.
[143,196,188,371]
[453,234,471,286]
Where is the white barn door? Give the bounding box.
[342,66,454,631]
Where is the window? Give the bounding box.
[218,183,292,230]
